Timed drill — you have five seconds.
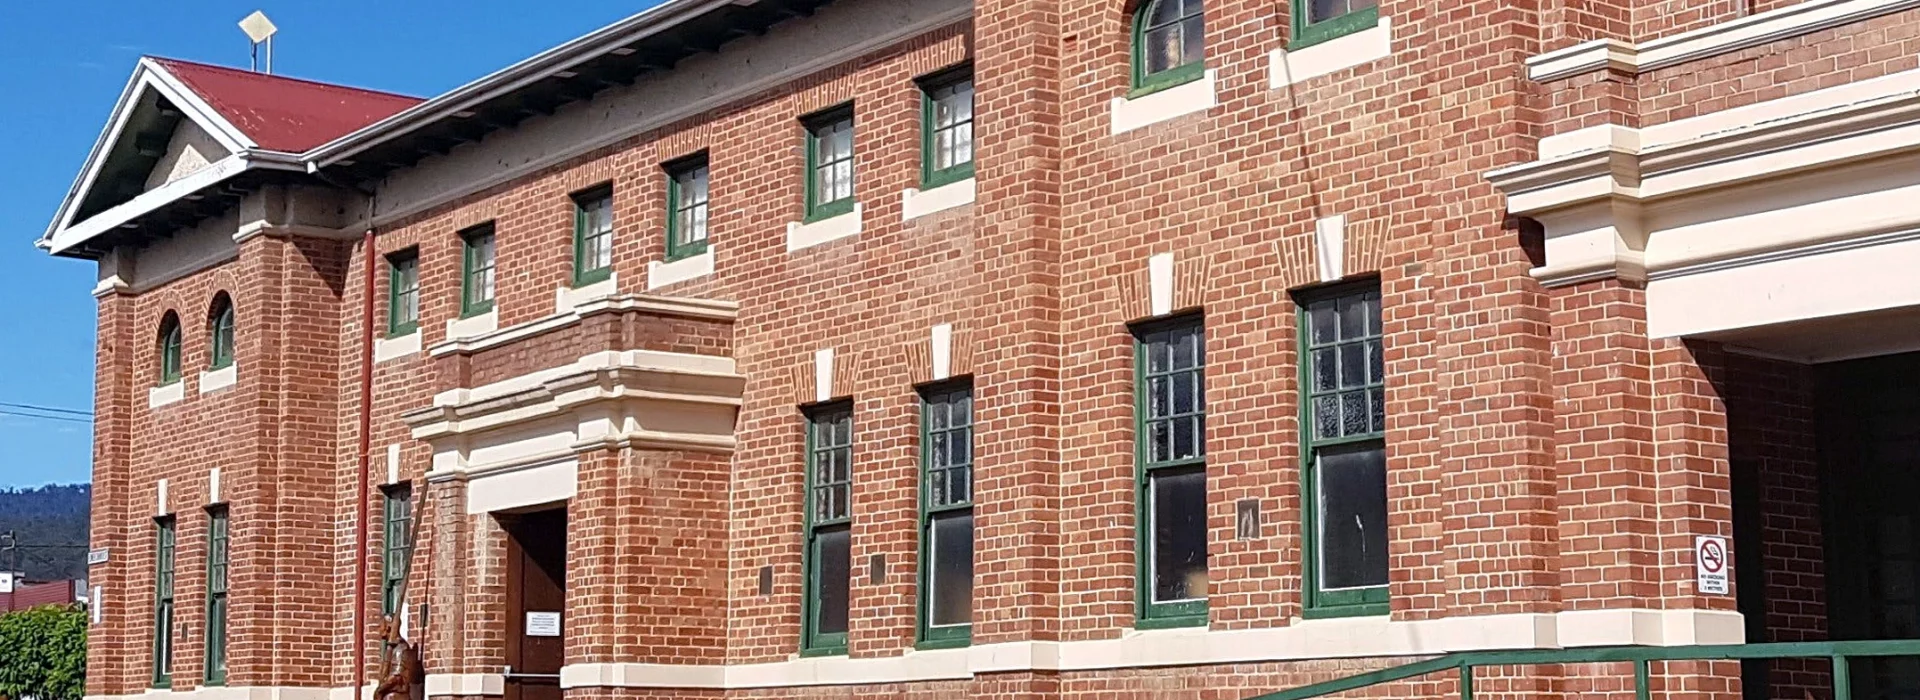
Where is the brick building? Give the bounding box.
[36,0,1920,698]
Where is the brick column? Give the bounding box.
[970,0,1064,655]
[1432,226,1560,618]
[424,477,474,682]
[565,447,729,675]
[235,231,350,689]
[89,280,135,696]
[1651,340,1740,700]
[1551,279,1658,612]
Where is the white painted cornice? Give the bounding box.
[1527,0,1920,81]
[427,293,738,357]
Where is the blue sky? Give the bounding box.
[0,1,656,488]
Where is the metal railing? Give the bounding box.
[1248,640,1920,700]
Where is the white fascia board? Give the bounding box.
[41,58,259,250]
[45,153,296,256]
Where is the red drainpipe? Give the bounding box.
[352,225,377,700]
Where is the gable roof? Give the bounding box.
[149,58,422,153]
[38,58,422,257]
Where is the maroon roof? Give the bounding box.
[150,57,423,153]
[1,580,80,612]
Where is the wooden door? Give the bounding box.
[504,509,567,700]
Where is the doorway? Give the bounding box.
[503,508,566,700]
[1820,352,1920,700]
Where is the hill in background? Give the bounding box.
[0,484,90,580]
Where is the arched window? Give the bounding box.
[208,294,235,370]
[157,312,183,386]
[1132,0,1204,92]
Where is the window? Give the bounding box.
[918,382,973,647]
[1131,0,1205,93]
[1291,0,1378,48]
[157,313,182,386]
[461,224,496,317]
[152,516,177,688]
[919,71,975,189]
[1298,284,1388,616]
[204,507,229,685]
[381,485,414,617]
[573,187,615,285]
[666,157,710,261]
[803,107,856,221]
[208,295,234,370]
[386,251,419,337]
[1134,317,1207,627]
[802,402,852,655]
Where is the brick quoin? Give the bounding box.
[46,0,1920,699]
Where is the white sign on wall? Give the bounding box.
[1696,535,1730,595]
[88,548,110,566]
[525,611,561,638]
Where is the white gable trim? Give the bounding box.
[40,58,258,250]
[43,153,302,256]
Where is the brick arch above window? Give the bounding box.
[155,309,185,386]
[206,291,236,370]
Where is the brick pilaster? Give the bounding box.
[89,285,135,696]
[567,447,729,668]
[971,0,1065,645]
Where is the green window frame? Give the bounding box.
[1296,283,1389,617]
[152,516,177,688]
[157,313,182,386]
[917,381,973,648]
[386,251,419,337]
[1133,316,1208,628]
[208,296,234,370]
[381,485,414,618]
[1130,0,1205,95]
[572,186,615,286]
[460,223,496,318]
[918,69,975,189]
[802,402,853,656]
[665,156,711,262]
[204,506,230,686]
[802,106,856,222]
[1289,0,1378,49]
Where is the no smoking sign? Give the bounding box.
[1695,535,1730,595]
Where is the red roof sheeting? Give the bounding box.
[151,58,422,153]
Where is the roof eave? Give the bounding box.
[303,0,734,168]
[42,151,304,259]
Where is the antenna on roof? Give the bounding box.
[238,11,278,74]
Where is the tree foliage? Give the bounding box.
[0,604,87,700]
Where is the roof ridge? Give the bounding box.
[147,55,423,102]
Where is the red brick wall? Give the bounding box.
[82,0,1902,696]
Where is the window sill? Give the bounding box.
[1270,16,1392,88]
[902,178,976,221]
[1301,601,1391,620]
[915,635,971,651]
[797,645,848,658]
[1110,69,1217,135]
[199,364,237,394]
[647,248,715,290]
[446,307,499,341]
[1135,613,1209,630]
[555,272,619,313]
[148,381,185,408]
[786,204,863,252]
[375,330,422,363]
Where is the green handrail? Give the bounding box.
[1247,639,1920,700]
